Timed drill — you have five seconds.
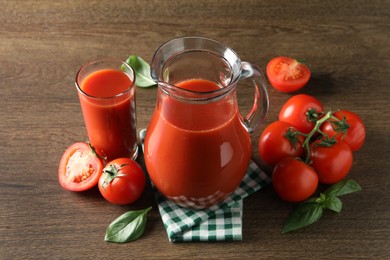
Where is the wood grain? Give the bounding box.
[1,0,389,258]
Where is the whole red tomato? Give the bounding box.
[310,140,353,184]
[321,110,366,151]
[58,142,104,192]
[258,121,304,166]
[279,94,324,134]
[98,158,146,205]
[272,157,319,202]
[266,56,311,93]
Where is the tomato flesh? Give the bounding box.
[58,142,103,192]
[267,56,311,93]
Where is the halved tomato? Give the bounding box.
[266,56,311,93]
[58,142,104,192]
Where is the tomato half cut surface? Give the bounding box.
[58,142,104,192]
[266,56,311,93]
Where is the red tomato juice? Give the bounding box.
[78,69,137,161]
[145,79,251,208]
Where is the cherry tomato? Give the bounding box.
[58,142,104,192]
[321,110,366,151]
[279,94,324,134]
[310,140,353,184]
[272,157,318,202]
[258,121,304,166]
[98,158,146,205]
[266,56,311,93]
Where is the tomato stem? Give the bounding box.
[302,111,333,164]
[102,163,128,190]
[316,128,328,139]
[87,141,107,161]
[306,108,321,123]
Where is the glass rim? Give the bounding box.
[75,58,136,100]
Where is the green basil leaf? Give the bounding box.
[323,179,362,197]
[124,55,156,87]
[282,202,323,234]
[323,196,343,213]
[105,207,152,243]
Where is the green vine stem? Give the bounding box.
[301,111,334,164]
[87,141,107,161]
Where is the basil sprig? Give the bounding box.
[105,207,152,243]
[123,55,156,87]
[282,179,362,233]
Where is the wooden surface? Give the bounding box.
[1,0,389,259]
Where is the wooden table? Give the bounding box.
[1,0,389,258]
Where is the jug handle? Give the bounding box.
[239,62,269,134]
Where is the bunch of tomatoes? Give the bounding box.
[262,57,366,203]
[58,142,146,205]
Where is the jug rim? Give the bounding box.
[151,36,242,102]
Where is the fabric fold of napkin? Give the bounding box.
[139,129,271,242]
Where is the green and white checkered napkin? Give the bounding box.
[139,129,271,242]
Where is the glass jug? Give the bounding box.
[144,37,269,209]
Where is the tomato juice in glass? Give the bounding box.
[75,59,138,162]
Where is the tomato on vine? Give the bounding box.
[321,110,366,151]
[310,140,353,184]
[279,94,324,134]
[272,157,319,202]
[258,121,304,166]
